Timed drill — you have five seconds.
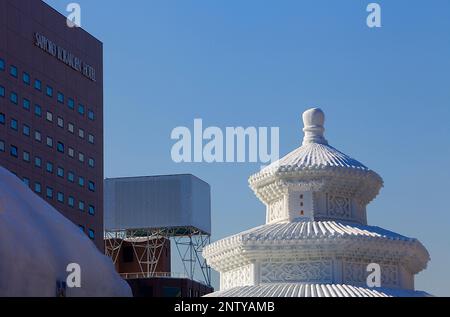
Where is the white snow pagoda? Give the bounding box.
[203,108,430,297]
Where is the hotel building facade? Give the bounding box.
[0,0,104,249]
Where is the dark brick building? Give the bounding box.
[0,0,104,249]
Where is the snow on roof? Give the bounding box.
[249,108,382,188]
[204,283,431,297]
[203,221,430,274]
[261,142,369,173]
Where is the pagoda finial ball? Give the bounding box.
[302,107,328,145]
[303,108,325,128]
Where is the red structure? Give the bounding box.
[0,0,104,249]
[107,237,172,276]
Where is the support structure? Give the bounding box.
[174,231,211,286]
[105,226,212,287]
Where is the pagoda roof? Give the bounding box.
[248,108,383,203]
[203,221,430,274]
[204,283,431,297]
[254,142,370,176]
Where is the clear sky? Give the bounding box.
[45,0,450,295]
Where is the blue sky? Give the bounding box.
[45,0,450,295]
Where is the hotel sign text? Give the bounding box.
[34,33,96,82]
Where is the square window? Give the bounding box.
[23,151,30,162]
[23,72,30,85]
[78,104,85,115]
[46,162,53,173]
[23,178,30,187]
[79,225,85,232]
[10,119,18,131]
[57,117,64,128]
[46,187,53,199]
[68,98,75,109]
[10,145,18,157]
[78,129,84,139]
[46,111,53,122]
[0,85,5,97]
[68,148,74,158]
[10,65,17,78]
[68,196,75,207]
[88,158,95,168]
[34,182,41,193]
[88,229,95,240]
[35,157,42,167]
[57,192,64,203]
[0,140,4,152]
[88,205,95,215]
[23,125,30,136]
[57,167,64,178]
[35,131,42,142]
[79,177,85,187]
[88,134,94,144]
[0,58,4,71]
[68,172,75,183]
[0,113,5,124]
[46,137,53,148]
[79,152,85,162]
[57,92,64,103]
[10,92,18,104]
[34,79,42,91]
[46,86,53,97]
[68,123,74,133]
[34,104,42,117]
[79,201,85,211]
[57,142,65,153]
[23,98,30,110]
[88,110,95,121]
[88,181,95,192]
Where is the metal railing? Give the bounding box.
[120,272,188,280]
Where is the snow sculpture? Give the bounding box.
[203,108,430,297]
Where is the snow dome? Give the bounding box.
[0,167,131,297]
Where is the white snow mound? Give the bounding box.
[0,167,132,297]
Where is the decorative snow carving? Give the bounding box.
[327,194,351,219]
[269,198,284,223]
[382,265,399,288]
[203,108,430,297]
[221,264,252,290]
[261,261,332,283]
[344,262,399,288]
[343,262,366,286]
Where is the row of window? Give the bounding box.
[1,59,98,242]
[22,177,96,239]
[23,177,96,214]
[0,58,96,120]
[0,87,96,147]
[12,174,96,240]
[0,140,96,192]
[0,113,96,168]
[79,225,95,240]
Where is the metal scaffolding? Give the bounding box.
[105,226,211,287]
